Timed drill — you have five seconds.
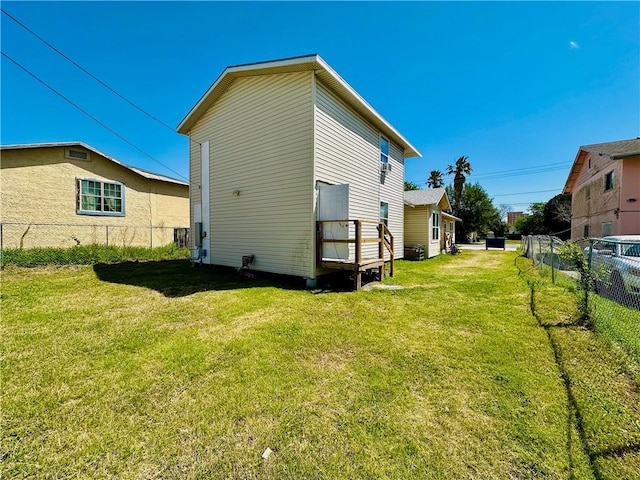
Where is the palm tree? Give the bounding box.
[446,156,472,205]
[426,170,444,188]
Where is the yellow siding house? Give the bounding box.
[0,142,189,248]
[177,54,422,287]
[404,188,460,258]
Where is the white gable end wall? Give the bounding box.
[188,71,315,277]
[314,79,405,265]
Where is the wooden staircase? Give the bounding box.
[316,219,394,290]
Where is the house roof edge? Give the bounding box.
[176,54,422,158]
[0,141,188,186]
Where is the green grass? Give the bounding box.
[517,257,640,479]
[590,294,640,360]
[2,252,638,478]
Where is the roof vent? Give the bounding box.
[66,148,89,161]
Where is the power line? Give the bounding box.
[471,161,569,178]
[1,8,177,133]
[410,162,571,185]
[491,188,561,197]
[2,51,188,181]
[470,166,569,181]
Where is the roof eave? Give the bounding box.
[563,148,587,194]
[1,142,188,187]
[442,212,462,222]
[177,55,422,158]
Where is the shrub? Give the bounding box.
[1,244,190,268]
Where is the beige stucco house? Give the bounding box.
[563,138,640,239]
[0,142,189,248]
[404,188,459,258]
[177,54,421,287]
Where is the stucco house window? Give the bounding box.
[432,212,440,240]
[602,222,612,237]
[77,179,125,216]
[604,171,614,191]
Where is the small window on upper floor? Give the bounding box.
[66,148,90,161]
[584,225,590,238]
[380,136,389,166]
[604,171,614,191]
[585,185,590,200]
[601,222,612,237]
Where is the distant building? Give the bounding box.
[507,211,524,227]
[563,138,640,239]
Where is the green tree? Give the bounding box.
[404,180,420,191]
[426,170,444,188]
[543,194,572,239]
[448,183,502,242]
[446,156,472,206]
[515,202,546,236]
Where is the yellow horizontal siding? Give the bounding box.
[189,72,314,277]
[314,80,405,261]
[404,205,429,247]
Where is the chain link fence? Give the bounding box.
[1,222,189,267]
[522,235,640,360]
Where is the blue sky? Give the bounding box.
[2,1,638,211]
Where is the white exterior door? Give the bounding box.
[317,183,349,260]
[200,141,211,262]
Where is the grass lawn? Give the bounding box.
[2,252,638,479]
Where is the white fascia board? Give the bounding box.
[176,54,422,159]
[177,55,320,134]
[316,57,422,159]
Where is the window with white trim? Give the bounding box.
[77,179,124,215]
[380,136,389,167]
[380,201,389,226]
[432,212,440,240]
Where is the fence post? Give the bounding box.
[586,239,593,314]
[538,237,543,273]
[550,238,556,284]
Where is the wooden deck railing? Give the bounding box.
[316,219,394,288]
